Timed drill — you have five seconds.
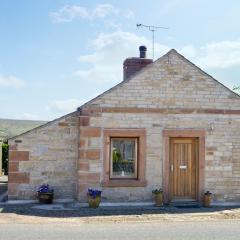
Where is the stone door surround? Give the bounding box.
[163,129,205,203]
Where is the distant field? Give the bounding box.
[0,119,47,139]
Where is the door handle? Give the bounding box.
[170,164,173,172]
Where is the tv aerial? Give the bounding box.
[137,23,168,60]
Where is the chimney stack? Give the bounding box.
[123,46,152,81]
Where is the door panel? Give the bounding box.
[170,138,198,201]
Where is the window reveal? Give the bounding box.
[110,138,138,179]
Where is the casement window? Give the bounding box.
[110,138,138,179]
[103,129,147,187]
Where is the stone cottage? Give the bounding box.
[8,46,240,204]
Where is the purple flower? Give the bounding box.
[87,188,102,198]
[37,184,54,193]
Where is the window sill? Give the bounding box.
[102,179,147,187]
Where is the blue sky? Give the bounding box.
[0,0,240,120]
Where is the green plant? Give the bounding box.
[204,191,212,196]
[37,184,54,204]
[112,149,122,163]
[152,188,163,195]
[87,188,102,208]
[2,143,8,174]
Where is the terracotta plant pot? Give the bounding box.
[203,194,212,207]
[88,196,101,208]
[38,193,54,204]
[153,193,163,207]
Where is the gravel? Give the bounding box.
[0,202,240,220]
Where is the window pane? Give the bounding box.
[111,138,137,178]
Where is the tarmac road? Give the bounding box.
[0,220,240,240]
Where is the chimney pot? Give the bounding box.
[123,46,153,81]
[139,45,147,58]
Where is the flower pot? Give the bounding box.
[153,193,163,207]
[38,192,54,204]
[203,194,212,207]
[88,196,101,208]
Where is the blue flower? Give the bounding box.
[37,184,54,193]
[87,188,102,198]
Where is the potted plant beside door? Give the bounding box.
[87,188,102,208]
[152,188,164,207]
[37,184,54,204]
[203,191,212,207]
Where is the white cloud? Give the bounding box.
[92,4,119,18]
[22,113,40,120]
[50,4,120,23]
[74,30,240,86]
[74,30,169,83]
[0,75,25,87]
[50,5,88,23]
[48,99,86,114]
[180,41,240,69]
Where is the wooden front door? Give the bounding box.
[169,138,198,201]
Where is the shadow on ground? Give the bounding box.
[0,203,239,219]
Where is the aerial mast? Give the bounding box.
[137,23,168,60]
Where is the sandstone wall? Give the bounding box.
[8,112,78,200]
[78,111,240,203]
[77,50,240,203]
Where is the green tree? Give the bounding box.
[2,143,8,174]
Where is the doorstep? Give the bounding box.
[170,200,200,208]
